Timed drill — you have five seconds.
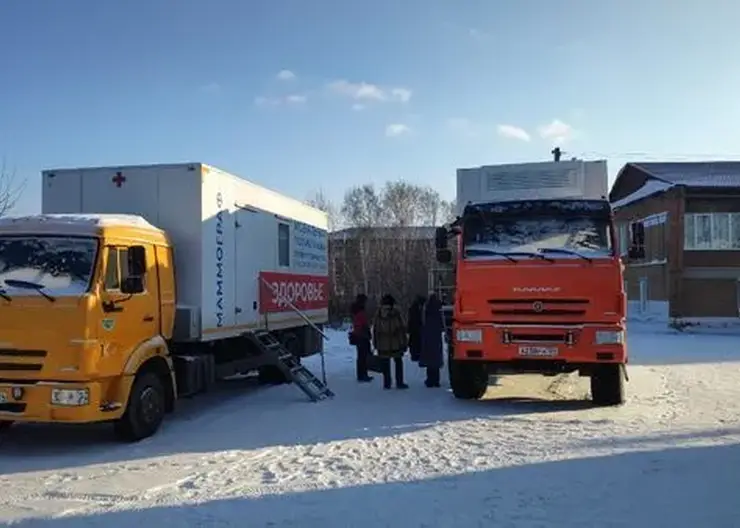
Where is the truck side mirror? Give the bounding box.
[435,227,448,250]
[128,245,147,276]
[436,248,452,264]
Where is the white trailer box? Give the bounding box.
[41,163,329,342]
[456,160,608,216]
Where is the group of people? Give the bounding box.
[348,292,445,390]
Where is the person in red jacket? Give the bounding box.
[350,294,373,382]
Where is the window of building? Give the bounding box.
[630,221,645,251]
[695,214,712,249]
[278,222,290,266]
[732,215,740,249]
[685,212,740,250]
[712,213,731,249]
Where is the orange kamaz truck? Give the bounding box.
[433,159,629,405]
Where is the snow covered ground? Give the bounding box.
[1,324,740,527]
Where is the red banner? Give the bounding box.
[259,272,329,314]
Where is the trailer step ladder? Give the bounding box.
[250,330,335,402]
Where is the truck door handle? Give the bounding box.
[143,315,154,322]
[102,301,123,313]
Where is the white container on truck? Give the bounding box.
[456,159,609,216]
[0,162,329,441]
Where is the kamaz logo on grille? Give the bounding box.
[512,286,562,293]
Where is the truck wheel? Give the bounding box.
[0,420,14,431]
[590,365,625,406]
[450,360,488,400]
[114,371,166,442]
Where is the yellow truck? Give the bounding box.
[0,163,331,441]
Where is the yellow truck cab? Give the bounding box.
[0,214,177,440]
[0,162,331,441]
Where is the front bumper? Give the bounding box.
[0,380,123,424]
[452,323,627,364]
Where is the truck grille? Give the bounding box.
[0,349,47,373]
[488,298,588,317]
[0,403,26,413]
[508,332,570,344]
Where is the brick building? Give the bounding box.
[609,162,740,322]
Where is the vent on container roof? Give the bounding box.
[485,167,579,192]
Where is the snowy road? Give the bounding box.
[1,324,740,527]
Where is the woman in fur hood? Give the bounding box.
[372,294,409,389]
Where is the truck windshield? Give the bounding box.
[463,215,613,260]
[0,236,98,296]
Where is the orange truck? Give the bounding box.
[433,159,629,405]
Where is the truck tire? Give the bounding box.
[114,371,166,442]
[0,420,14,431]
[590,364,625,406]
[449,360,488,400]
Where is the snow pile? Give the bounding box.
[0,326,739,527]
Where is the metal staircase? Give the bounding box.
[249,330,335,402]
[255,276,334,402]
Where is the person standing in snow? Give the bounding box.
[407,295,426,362]
[372,294,409,390]
[350,294,373,383]
[420,292,444,388]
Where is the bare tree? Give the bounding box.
[305,189,341,232]
[330,180,452,314]
[381,180,424,227]
[0,159,24,217]
[380,181,444,306]
[339,184,386,299]
[341,184,384,227]
[441,199,457,224]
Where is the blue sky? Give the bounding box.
[2,0,740,216]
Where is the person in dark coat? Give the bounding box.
[350,294,373,383]
[372,294,409,389]
[420,293,444,387]
[407,295,426,362]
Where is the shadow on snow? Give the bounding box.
[9,443,740,527]
[0,362,597,476]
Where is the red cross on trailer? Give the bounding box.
[112,172,126,187]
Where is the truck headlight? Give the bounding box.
[456,329,483,343]
[594,330,624,345]
[51,388,90,407]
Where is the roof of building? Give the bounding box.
[611,161,740,209]
[631,162,740,187]
[611,179,674,209]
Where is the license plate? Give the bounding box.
[518,346,559,357]
[0,390,7,404]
